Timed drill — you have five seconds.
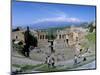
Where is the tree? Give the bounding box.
[88,22,95,33]
[24,26,38,47]
[23,26,38,57]
[12,27,20,32]
[31,35,38,47]
[47,33,56,40]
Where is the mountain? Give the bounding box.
[29,21,84,29]
[13,21,89,30]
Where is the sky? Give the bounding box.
[12,0,96,27]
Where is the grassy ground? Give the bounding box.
[34,64,64,72]
[12,64,43,72]
[80,32,96,54]
[85,32,96,43]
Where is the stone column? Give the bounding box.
[57,34,59,39]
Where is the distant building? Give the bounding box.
[12,30,25,42]
[12,25,87,47]
[12,29,48,44]
[37,31,48,40]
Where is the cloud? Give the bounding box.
[33,16,81,24]
[66,17,81,22]
[32,11,81,24]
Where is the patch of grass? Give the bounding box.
[20,64,43,71]
[12,64,21,68]
[12,64,43,71]
[36,64,65,72]
[85,32,96,43]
